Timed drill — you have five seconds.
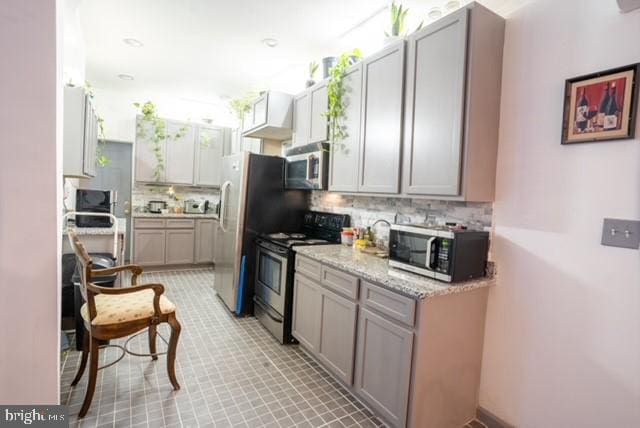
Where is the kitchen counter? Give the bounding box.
[63,218,127,236]
[132,212,219,219]
[293,244,494,299]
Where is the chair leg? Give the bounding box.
[78,336,100,418]
[71,330,89,386]
[149,324,158,361]
[166,314,181,390]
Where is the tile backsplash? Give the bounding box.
[310,192,493,239]
[132,185,220,213]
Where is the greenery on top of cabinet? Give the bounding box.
[325,49,362,145]
[134,101,187,182]
[385,2,422,38]
[228,92,258,128]
[83,81,110,167]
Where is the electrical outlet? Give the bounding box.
[601,218,640,249]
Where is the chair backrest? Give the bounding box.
[67,231,93,301]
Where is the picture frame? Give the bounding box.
[561,63,639,144]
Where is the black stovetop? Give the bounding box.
[260,211,350,249]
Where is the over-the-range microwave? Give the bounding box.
[388,224,489,282]
[284,142,329,190]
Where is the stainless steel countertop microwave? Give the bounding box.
[284,142,329,190]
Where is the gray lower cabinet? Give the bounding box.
[291,273,322,352]
[133,229,166,266]
[329,64,363,192]
[317,289,358,385]
[358,41,405,194]
[195,219,216,263]
[354,307,414,428]
[165,229,195,265]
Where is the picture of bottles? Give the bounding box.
[573,78,625,134]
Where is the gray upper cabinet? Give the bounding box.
[292,91,311,146]
[354,307,414,428]
[196,126,224,186]
[135,116,166,183]
[358,41,405,194]
[329,64,362,192]
[402,4,505,201]
[63,86,98,178]
[292,273,322,352]
[309,81,329,143]
[242,91,293,140]
[403,9,467,196]
[317,288,358,386]
[165,121,195,185]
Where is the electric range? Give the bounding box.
[253,211,349,344]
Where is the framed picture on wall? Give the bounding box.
[561,63,639,144]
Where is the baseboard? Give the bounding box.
[477,406,515,428]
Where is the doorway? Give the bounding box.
[87,141,133,261]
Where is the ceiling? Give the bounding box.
[74,0,528,131]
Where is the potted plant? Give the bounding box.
[384,2,423,45]
[307,61,319,87]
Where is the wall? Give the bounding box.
[310,192,492,243]
[480,0,640,426]
[0,0,61,404]
[132,185,220,213]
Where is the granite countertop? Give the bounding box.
[293,245,495,300]
[132,212,219,219]
[63,218,127,236]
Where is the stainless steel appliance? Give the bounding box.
[388,224,489,282]
[284,142,329,189]
[184,199,208,214]
[253,211,349,344]
[147,200,167,214]
[75,189,115,227]
[213,152,307,315]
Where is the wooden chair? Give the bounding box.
[67,231,181,417]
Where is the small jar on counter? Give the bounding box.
[340,228,354,246]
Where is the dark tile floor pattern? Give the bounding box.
[60,269,387,427]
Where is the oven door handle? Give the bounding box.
[425,237,436,270]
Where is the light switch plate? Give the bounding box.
[601,218,640,249]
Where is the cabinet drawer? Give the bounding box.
[166,219,195,229]
[321,265,359,300]
[361,281,416,327]
[134,218,166,229]
[295,255,321,281]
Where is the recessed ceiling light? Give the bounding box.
[428,7,442,19]
[118,74,134,81]
[262,38,278,48]
[123,38,143,48]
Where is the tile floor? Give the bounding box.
[60,269,387,428]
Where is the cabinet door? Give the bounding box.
[293,91,310,146]
[196,126,224,186]
[252,94,268,129]
[165,121,195,185]
[309,81,329,143]
[165,229,195,265]
[318,289,358,385]
[403,9,468,196]
[82,97,98,177]
[135,116,166,182]
[133,229,166,266]
[195,219,215,263]
[329,64,362,192]
[292,274,322,352]
[359,41,405,194]
[354,307,413,428]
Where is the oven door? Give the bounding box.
[388,227,438,277]
[254,240,289,316]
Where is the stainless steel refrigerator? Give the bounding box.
[213,152,307,315]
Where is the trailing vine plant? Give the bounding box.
[84,81,110,166]
[134,101,187,182]
[324,48,362,151]
[229,92,258,128]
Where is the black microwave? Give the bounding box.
[75,189,115,228]
[388,224,489,282]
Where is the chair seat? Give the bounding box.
[81,289,176,325]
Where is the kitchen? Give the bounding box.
[1,1,640,428]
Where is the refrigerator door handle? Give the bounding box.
[219,180,231,232]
